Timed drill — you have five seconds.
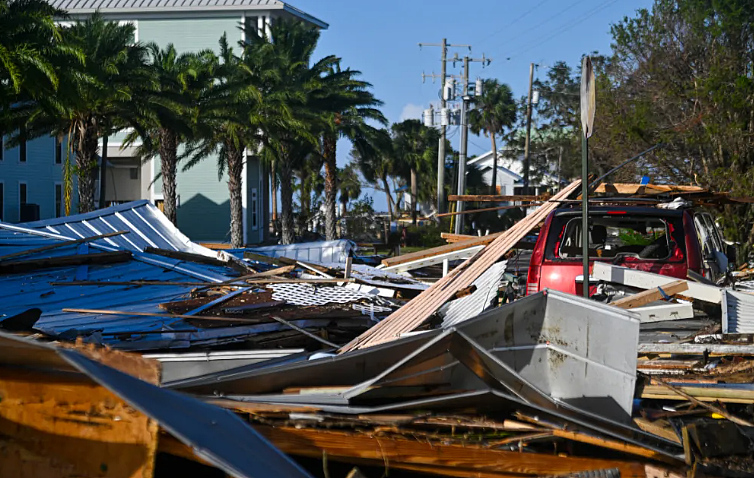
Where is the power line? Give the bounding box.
[488,0,591,53]
[475,0,552,46]
[503,0,620,60]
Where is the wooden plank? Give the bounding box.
[437,204,542,218]
[637,343,754,355]
[382,232,503,267]
[640,384,754,404]
[0,230,129,262]
[594,183,707,195]
[143,246,251,273]
[633,418,682,445]
[0,251,132,274]
[255,425,648,477]
[448,194,545,202]
[344,180,582,352]
[647,377,754,426]
[0,365,158,478]
[550,429,681,465]
[248,264,296,277]
[610,280,689,309]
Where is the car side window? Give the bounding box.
[694,213,724,257]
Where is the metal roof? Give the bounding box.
[49,0,328,29]
[14,200,217,256]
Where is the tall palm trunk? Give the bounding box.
[323,133,338,240]
[381,177,394,219]
[76,119,99,214]
[226,141,244,248]
[297,169,309,234]
[271,159,278,236]
[99,135,108,209]
[410,167,418,225]
[490,132,498,195]
[279,159,295,244]
[159,128,179,225]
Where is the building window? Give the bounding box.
[129,167,139,180]
[18,182,27,219]
[55,137,62,164]
[0,182,4,221]
[55,183,62,218]
[19,127,26,163]
[245,16,259,37]
[251,188,258,229]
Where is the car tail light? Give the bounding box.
[527,265,541,295]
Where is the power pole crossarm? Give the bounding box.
[523,62,535,197]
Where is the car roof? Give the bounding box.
[552,206,686,217]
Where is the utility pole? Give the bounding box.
[454,54,491,235]
[523,62,535,196]
[419,40,468,215]
[455,56,470,235]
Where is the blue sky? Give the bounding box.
[291,0,654,209]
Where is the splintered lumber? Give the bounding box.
[647,377,754,426]
[437,204,542,217]
[144,246,251,272]
[634,418,682,445]
[255,426,649,478]
[594,183,707,195]
[0,364,158,477]
[637,343,754,355]
[440,233,536,249]
[0,250,132,274]
[610,280,689,309]
[382,232,503,268]
[640,383,754,404]
[247,264,296,277]
[344,180,581,353]
[0,230,129,262]
[448,194,546,202]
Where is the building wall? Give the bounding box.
[0,135,76,222]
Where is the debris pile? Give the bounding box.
[2,189,754,477]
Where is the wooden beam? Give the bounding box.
[382,232,503,267]
[637,343,754,355]
[448,194,545,202]
[0,230,129,262]
[610,280,689,309]
[0,251,132,274]
[143,246,251,273]
[255,426,649,478]
[440,233,536,250]
[0,365,158,478]
[593,183,707,195]
[437,204,542,218]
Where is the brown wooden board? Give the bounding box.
[344,180,582,352]
[0,230,129,263]
[448,194,546,202]
[610,280,689,309]
[255,425,649,477]
[0,251,132,274]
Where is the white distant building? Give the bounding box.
[468,149,560,196]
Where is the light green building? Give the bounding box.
[42,0,327,243]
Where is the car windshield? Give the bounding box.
[552,215,675,260]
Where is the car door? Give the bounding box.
[693,212,727,281]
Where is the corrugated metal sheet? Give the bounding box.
[12,200,215,256]
[723,289,754,333]
[240,239,356,264]
[48,0,329,29]
[440,261,507,327]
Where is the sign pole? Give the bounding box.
[580,57,596,299]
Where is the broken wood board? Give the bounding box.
[255,425,650,478]
[631,303,694,323]
[343,180,581,352]
[633,418,682,445]
[640,383,754,405]
[448,194,546,202]
[0,251,132,274]
[638,343,754,356]
[437,203,543,217]
[0,365,159,478]
[592,262,722,304]
[381,232,503,268]
[143,246,250,273]
[610,280,689,309]
[593,183,707,195]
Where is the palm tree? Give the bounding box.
[468,79,517,195]
[338,163,362,219]
[0,0,74,109]
[20,15,152,214]
[351,128,395,218]
[391,119,440,225]
[125,43,216,225]
[316,65,386,241]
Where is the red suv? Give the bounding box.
[526,206,732,296]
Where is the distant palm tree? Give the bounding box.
[351,128,395,218]
[21,15,152,213]
[126,43,216,225]
[391,120,440,225]
[317,64,386,241]
[468,79,517,195]
[338,163,362,219]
